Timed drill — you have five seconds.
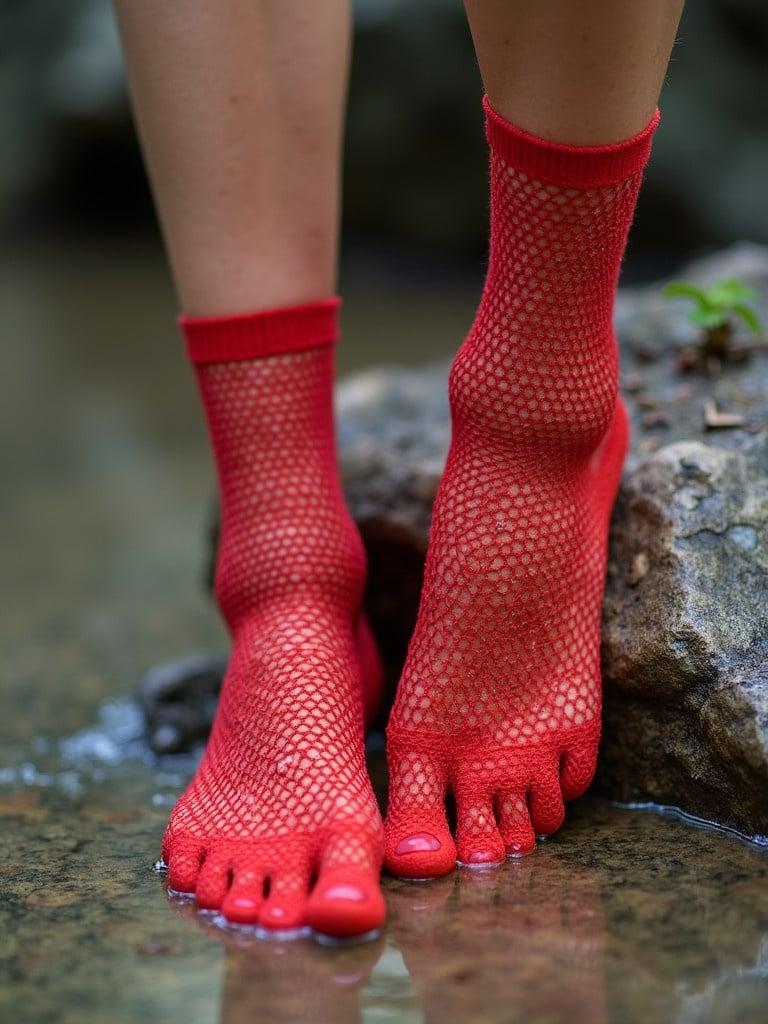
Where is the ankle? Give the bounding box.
[213,512,367,629]
[448,333,619,459]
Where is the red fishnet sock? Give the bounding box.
[164,299,386,937]
[385,99,659,878]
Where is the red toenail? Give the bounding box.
[321,883,365,902]
[506,841,535,857]
[266,905,286,919]
[230,895,258,910]
[466,850,501,865]
[395,833,442,855]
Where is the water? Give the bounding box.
[2,238,767,1023]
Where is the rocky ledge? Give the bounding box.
[141,244,768,841]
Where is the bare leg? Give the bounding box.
[114,0,350,314]
[115,2,387,938]
[384,4,685,878]
[465,0,684,143]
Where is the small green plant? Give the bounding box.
[663,278,762,363]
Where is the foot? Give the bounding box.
[384,399,627,878]
[383,96,654,878]
[164,608,386,938]
[169,304,386,937]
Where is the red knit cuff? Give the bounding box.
[179,297,341,364]
[483,95,659,188]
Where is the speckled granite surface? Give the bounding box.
[2,243,767,1024]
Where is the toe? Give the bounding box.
[221,867,265,924]
[496,791,536,856]
[560,742,598,801]
[454,788,505,867]
[258,866,310,932]
[529,769,565,836]
[195,851,233,910]
[307,865,385,939]
[384,745,455,878]
[166,837,205,894]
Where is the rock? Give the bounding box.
[142,243,768,841]
[137,654,227,755]
[599,441,768,837]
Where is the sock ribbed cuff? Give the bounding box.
[179,297,340,364]
[483,95,659,188]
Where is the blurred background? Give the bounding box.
[3,0,768,289]
[1,0,767,732]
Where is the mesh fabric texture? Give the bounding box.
[384,100,658,878]
[165,300,385,937]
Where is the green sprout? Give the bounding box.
[663,278,762,363]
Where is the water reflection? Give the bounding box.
[170,896,384,1024]
[162,803,768,1024]
[387,859,606,1024]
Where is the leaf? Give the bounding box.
[731,303,763,334]
[663,281,708,303]
[705,278,755,307]
[688,306,727,329]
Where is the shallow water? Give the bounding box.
[2,240,768,1023]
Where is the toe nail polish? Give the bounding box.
[321,883,365,902]
[395,833,442,855]
[466,850,501,865]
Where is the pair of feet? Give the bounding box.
[162,355,627,941]
[163,95,654,939]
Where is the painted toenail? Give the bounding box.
[265,905,286,919]
[506,841,534,857]
[321,883,365,902]
[395,833,442,855]
[229,895,259,910]
[466,850,501,865]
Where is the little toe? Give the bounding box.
[166,837,205,895]
[529,770,566,836]
[454,791,505,867]
[306,865,385,939]
[195,851,233,910]
[496,792,536,857]
[221,868,265,924]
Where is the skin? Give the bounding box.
[464,0,686,144]
[113,0,351,316]
[114,0,686,906]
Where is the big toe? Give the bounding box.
[384,744,455,878]
[384,817,457,879]
[306,867,385,939]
